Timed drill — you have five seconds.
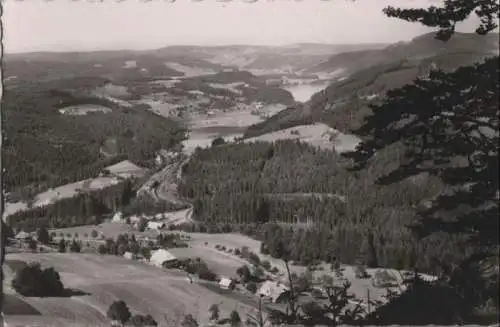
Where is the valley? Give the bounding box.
[2,23,498,327]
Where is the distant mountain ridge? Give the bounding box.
[5,42,388,74]
[307,32,499,75]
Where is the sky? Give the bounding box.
[2,0,485,53]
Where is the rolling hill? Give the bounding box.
[5,42,388,86]
[306,32,499,76]
[244,32,499,138]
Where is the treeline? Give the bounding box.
[122,192,190,217]
[186,70,296,105]
[6,180,135,231]
[3,85,186,197]
[178,140,469,274]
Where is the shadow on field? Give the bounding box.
[60,288,91,298]
[4,259,28,272]
[2,294,42,315]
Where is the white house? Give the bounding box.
[112,212,123,222]
[123,252,135,260]
[150,249,177,267]
[15,231,31,241]
[147,221,166,231]
[219,277,235,290]
[257,280,290,303]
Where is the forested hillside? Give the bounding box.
[3,83,187,200]
[6,180,135,232]
[244,32,499,138]
[178,140,469,274]
[179,71,296,105]
[307,32,498,75]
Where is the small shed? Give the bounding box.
[219,277,235,290]
[150,249,178,268]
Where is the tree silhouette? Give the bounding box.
[348,0,499,259]
[383,0,499,41]
[274,240,299,323]
[181,314,198,327]
[345,0,499,321]
[107,300,131,324]
[130,314,158,326]
[211,137,226,147]
[12,263,65,297]
[70,239,81,253]
[58,239,66,253]
[208,303,220,321]
[229,310,241,327]
[37,226,50,245]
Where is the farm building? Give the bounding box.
[15,231,31,241]
[112,212,123,222]
[219,277,235,290]
[123,252,135,260]
[147,221,166,230]
[104,160,146,179]
[257,281,290,303]
[150,249,178,267]
[372,270,400,288]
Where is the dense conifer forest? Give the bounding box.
[177,140,469,274]
[6,180,135,231]
[3,85,187,199]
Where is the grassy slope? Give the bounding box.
[3,253,258,326]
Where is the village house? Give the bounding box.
[123,252,135,260]
[15,231,32,242]
[112,212,123,222]
[104,160,146,179]
[257,280,290,303]
[136,236,153,247]
[150,249,178,268]
[147,221,166,231]
[218,277,235,290]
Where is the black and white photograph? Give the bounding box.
[0,0,499,326]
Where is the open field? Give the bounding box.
[165,232,436,306]
[3,253,259,327]
[44,223,436,308]
[244,122,361,154]
[164,62,217,77]
[58,104,112,115]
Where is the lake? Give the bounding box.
[284,83,329,103]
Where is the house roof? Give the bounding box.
[147,221,166,229]
[15,231,30,239]
[219,277,233,287]
[258,280,289,302]
[150,249,177,265]
[104,160,145,178]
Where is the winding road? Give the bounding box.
[137,152,194,223]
